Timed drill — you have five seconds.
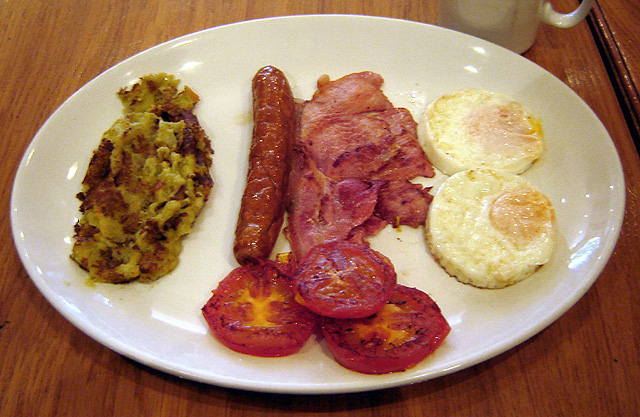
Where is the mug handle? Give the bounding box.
[541,0,595,28]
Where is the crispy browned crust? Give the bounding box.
[71,74,213,283]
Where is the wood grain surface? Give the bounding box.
[590,1,640,151]
[1,1,639,416]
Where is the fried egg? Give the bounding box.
[418,89,544,175]
[426,169,555,289]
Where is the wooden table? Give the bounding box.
[590,1,640,152]
[1,1,639,415]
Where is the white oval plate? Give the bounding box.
[11,15,625,394]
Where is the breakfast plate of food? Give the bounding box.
[10,15,625,394]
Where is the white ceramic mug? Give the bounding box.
[438,0,595,53]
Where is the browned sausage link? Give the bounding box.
[233,66,296,265]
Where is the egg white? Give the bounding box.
[426,169,555,289]
[418,89,544,175]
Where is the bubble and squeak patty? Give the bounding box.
[71,74,213,283]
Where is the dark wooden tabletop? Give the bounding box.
[590,1,640,151]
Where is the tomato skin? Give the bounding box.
[321,285,450,374]
[202,260,318,357]
[291,241,397,319]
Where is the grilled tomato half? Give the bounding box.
[202,260,317,357]
[321,284,450,374]
[291,241,397,319]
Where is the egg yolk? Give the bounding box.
[464,102,543,157]
[489,188,554,249]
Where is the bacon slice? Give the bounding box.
[375,180,434,228]
[286,72,434,259]
[369,108,435,181]
[301,72,393,138]
[285,149,382,258]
